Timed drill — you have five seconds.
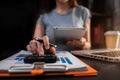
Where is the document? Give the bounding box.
[0,50,88,73]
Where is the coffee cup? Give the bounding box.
[104,31,120,49]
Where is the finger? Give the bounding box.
[80,37,86,43]
[26,45,35,53]
[71,40,77,46]
[49,47,56,55]
[29,40,38,53]
[26,45,32,51]
[82,38,86,42]
[68,40,78,47]
[43,36,50,49]
[66,40,72,45]
[36,41,44,56]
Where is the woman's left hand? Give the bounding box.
[66,37,87,49]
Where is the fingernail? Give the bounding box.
[46,46,49,50]
[39,51,43,56]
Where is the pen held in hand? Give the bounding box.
[33,38,57,48]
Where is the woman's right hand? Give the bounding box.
[26,36,56,56]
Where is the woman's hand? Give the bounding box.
[26,36,56,55]
[66,37,90,49]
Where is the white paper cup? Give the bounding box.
[104,31,120,49]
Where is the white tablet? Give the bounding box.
[53,27,86,41]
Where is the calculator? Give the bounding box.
[24,51,57,63]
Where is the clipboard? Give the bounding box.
[0,50,98,77]
[0,59,97,77]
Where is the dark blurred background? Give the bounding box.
[0,0,120,59]
[0,0,40,59]
[0,0,88,59]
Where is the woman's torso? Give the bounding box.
[37,6,90,51]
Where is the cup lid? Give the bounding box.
[104,31,120,35]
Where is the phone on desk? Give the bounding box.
[54,27,86,41]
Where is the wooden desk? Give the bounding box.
[1,52,120,80]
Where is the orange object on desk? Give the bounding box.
[31,69,44,75]
[0,61,98,77]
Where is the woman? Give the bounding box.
[26,0,91,55]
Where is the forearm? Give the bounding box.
[83,19,91,50]
[33,24,45,38]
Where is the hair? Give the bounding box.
[34,0,79,27]
[33,0,80,37]
[38,0,79,14]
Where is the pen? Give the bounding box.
[33,38,57,48]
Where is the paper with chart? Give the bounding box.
[0,50,88,73]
